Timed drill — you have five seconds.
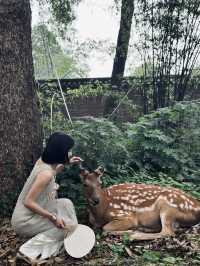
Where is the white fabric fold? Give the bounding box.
[19,232,63,260]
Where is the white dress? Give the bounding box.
[11,159,78,259]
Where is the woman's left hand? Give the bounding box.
[69,156,83,164]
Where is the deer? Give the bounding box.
[80,166,200,241]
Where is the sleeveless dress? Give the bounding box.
[11,159,78,259]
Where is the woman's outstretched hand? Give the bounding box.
[69,156,83,164]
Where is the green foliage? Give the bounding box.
[38,0,81,34]
[126,101,200,182]
[32,24,87,79]
[110,244,125,256]
[68,118,129,175]
[67,83,111,98]
[142,250,161,263]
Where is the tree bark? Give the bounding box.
[0,0,42,215]
[111,0,134,85]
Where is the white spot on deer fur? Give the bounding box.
[112,184,119,187]
[169,198,174,203]
[131,195,139,199]
[109,202,113,207]
[116,190,128,193]
[121,196,129,201]
[181,194,187,199]
[107,190,111,196]
[113,196,120,200]
[120,202,125,207]
[180,203,184,209]
[186,199,194,205]
[170,203,178,208]
[113,204,120,209]
[110,212,115,216]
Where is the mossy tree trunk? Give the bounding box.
[0,0,42,215]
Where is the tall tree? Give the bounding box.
[111,0,134,85]
[135,0,200,109]
[0,0,42,215]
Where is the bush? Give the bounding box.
[68,118,129,174]
[126,101,200,182]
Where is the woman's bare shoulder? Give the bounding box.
[36,169,54,184]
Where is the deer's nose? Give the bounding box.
[92,198,100,205]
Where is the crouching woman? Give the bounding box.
[11,132,82,260]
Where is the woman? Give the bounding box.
[11,132,82,260]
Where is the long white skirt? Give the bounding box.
[18,198,78,260]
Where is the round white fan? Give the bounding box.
[64,224,95,258]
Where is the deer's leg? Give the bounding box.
[103,216,138,235]
[129,210,175,241]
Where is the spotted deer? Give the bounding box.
[80,166,200,240]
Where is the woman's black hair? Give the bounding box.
[42,132,74,164]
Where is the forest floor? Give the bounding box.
[1,217,200,266]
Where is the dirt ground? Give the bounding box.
[1,218,200,266]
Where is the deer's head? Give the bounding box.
[80,166,104,206]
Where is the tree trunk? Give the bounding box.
[0,0,42,216]
[111,0,134,86]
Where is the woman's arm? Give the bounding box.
[23,170,57,223]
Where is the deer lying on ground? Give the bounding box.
[80,166,200,240]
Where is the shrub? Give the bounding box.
[126,101,200,182]
[68,118,129,174]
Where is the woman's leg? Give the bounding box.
[19,198,78,259]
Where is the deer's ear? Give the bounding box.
[94,166,104,184]
[94,166,104,177]
[79,169,89,179]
